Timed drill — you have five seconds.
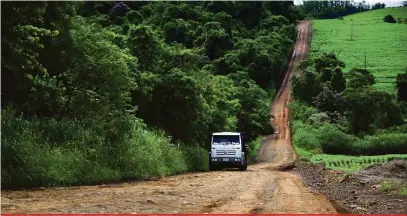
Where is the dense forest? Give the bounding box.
[1,1,303,188]
[290,53,407,156]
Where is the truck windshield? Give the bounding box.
[212,135,240,145]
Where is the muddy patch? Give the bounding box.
[294,160,407,214]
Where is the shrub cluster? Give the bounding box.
[291,54,407,156]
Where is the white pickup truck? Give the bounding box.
[209,132,248,171]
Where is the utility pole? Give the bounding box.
[364,52,367,70]
[351,22,354,41]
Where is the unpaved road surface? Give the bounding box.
[1,21,337,214]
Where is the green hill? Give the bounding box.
[345,7,407,22]
[311,7,407,93]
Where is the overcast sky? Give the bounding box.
[294,0,404,7]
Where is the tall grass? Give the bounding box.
[248,136,263,163]
[1,108,208,189]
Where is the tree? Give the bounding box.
[163,19,194,47]
[233,34,293,89]
[195,22,233,60]
[214,12,233,37]
[314,53,345,74]
[342,87,403,134]
[372,2,385,10]
[1,2,69,117]
[330,67,346,92]
[312,87,345,114]
[228,71,273,141]
[138,68,206,144]
[383,15,396,23]
[292,70,323,104]
[299,0,369,19]
[346,68,375,89]
[127,24,162,71]
[260,15,289,30]
[64,18,137,120]
[212,53,241,75]
[126,10,143,25]
[396,69,407,102]
[234,2,263,29]
[342,88,377,134]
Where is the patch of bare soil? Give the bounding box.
[294,160,407,214]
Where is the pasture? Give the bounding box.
[310,7,407,93]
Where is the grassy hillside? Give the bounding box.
[310,7,407,93]
[345,7,407,22]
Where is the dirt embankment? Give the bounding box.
[295,160,407,214]
[1,21,338,214]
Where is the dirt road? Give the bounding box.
[1,21,337,214]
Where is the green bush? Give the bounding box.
[318,124,356,155]
[354,132,407,155]
[289,101,319,123]
[291,115,407,156]
[1,109,207,189]
[292,120,322,153]
[248,136,263,162]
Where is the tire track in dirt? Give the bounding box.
[1,21,337,214]
[248,20,336,214]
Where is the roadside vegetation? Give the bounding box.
[248,136,263,163]
[381,180,407,196]
[308,154,407,172]
[290,7,407,172]
[1,1,303,189]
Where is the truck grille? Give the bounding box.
[215,150,236,155]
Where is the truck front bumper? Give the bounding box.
[210,157,243,165]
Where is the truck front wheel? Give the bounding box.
[240,157,247,171]
[209,154,217,171]
[239,163,247,171]
[209,162,218,171]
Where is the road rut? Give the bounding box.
[1,21,337,214]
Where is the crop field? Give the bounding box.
[310,7,407,93]
[310,154,407,172]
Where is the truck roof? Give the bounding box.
[212,132,241,136]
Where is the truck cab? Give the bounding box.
[209,132,248,171]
